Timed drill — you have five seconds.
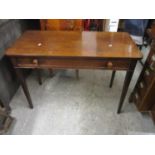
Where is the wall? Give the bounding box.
[0,19,28,108]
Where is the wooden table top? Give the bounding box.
[6,31,142,59]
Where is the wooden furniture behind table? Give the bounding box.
[129,25,155,123]
[5,31,142,113]
[39,19,83,83]
[40,19,83,31]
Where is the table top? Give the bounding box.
[6,30,142,59]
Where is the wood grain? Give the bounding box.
[40,19,83,31]
[6,31,142,59]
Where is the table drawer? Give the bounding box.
[12,57,131,70]
[137,81,146,98]
[146,48,155,70]
[151,40,155,49]
[143,69,155,86]
[133,92,141,108]
[14,57,39,67]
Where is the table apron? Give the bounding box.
[10,57,136,71]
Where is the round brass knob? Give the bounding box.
[107,61,113,68]
[145,70,150,76]
[140,82,144,88]
[33,59,38,65]
[152,54,155,61]
[150,62,155,71]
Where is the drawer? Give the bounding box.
[146,48,155,70]
[11,57,39,68]
[134,80,150,110]
[151,40,155,49]
[143,69,155,86]
[137,81,146,98]
[133,92,141,107]
[133,90,151,112]
[11,57,131,70]
[39,58,131,70]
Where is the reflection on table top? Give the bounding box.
[6,31,142,59]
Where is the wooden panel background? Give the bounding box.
[40,19,83,31]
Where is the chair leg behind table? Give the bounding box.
[37,69,42,85]
[49,69,54,77]
[37,69,54,85]
[75,69,79,79]
[109,71,116,88]
[15,68,33,109]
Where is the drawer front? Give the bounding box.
[11,57,132,70]
[146,48,155,71]
[14,57,38,67]
[133,91,148,111]
[133,74,148,110]
[151,40,155,49]
[133,92,141,108]
[137,80,146,98]
[143,69,155,86]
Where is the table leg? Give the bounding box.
[49,69,54,77]
[37,69,42,85]
[109,71,116,88]
[117,62,137,113]
[15,68,33,109]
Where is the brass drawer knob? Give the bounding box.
[107,61,113,67]
[150,62,155,71]
[145,70,150,76]
[135,93,139,100]
[33,59,38,65]
[140,82,144,88]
